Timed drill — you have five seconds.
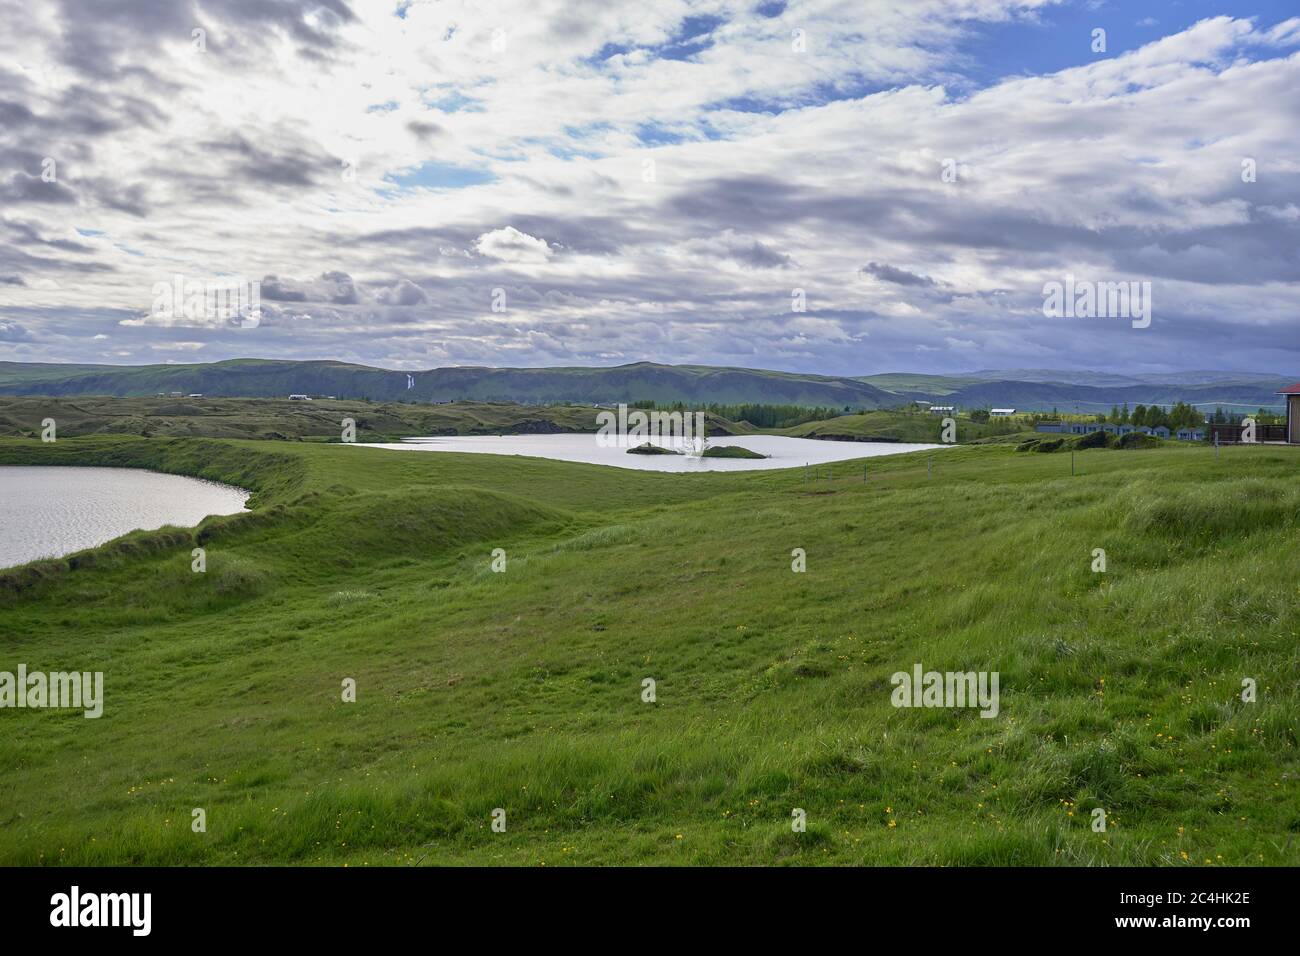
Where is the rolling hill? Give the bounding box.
[0,360,898,409]
[0,360,1291,412]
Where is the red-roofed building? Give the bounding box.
[1280,383,1300,443]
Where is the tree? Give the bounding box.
[1132,404,1147,427]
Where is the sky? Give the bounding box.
[0,0,1298,377]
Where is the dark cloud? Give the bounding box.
[376,278,429,306]
[862,262,935,286]
[732,240,791,269]
[260,275,308,302]
[48,0,355,81]
[82,179,151,217]
[407,119,444,140]
[202,132,338,188]
[2,219,94,253]
[321,270,360,304]
[0,172,78,204]
[0,99,36,127]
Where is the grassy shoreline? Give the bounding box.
[1,436,1297,865]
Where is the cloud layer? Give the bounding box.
[1,1,1298,375]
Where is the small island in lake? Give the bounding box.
[627,442,682,455]
[701,445,767,459]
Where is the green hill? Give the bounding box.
[0,359,899,408]
[1,435,1296,865]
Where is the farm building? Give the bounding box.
[929,405,955,415]
[1281,383,1300,443]
[990,408,1016,417]
[1036,422,1201,441]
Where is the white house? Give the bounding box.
[929,405,955,415]
[989,408,1016,417]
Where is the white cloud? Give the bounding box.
[473,227,555,263]
[0,2,1297,374]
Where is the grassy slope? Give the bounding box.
[0,437,1297,866]
[777,409,1027,443]
[0,397,613,442]
[854,373,985,395]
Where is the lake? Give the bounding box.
[356,433,949,472]
[0,466,250,569]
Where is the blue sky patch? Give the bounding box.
[382,161,495,191]
[952,0,1297,90]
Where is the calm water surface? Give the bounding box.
[356,433,949,472]
[0,466,249,569]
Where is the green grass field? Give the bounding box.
[0,435,1297,866]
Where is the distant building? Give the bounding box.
[187,393,203,398]
[1176,428,1205,441]
[1280,383,1300,443]
[989,408,1016,417]
[1150,426,1171,438]
[929,405,955,415]
[288,394,312,401]
[1034,422,1066,433]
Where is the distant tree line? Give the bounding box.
[630,399,854,429]
[1100,401,1203,431]
[1203,407,1284,425]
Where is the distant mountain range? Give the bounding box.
[0,360,1292,412]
